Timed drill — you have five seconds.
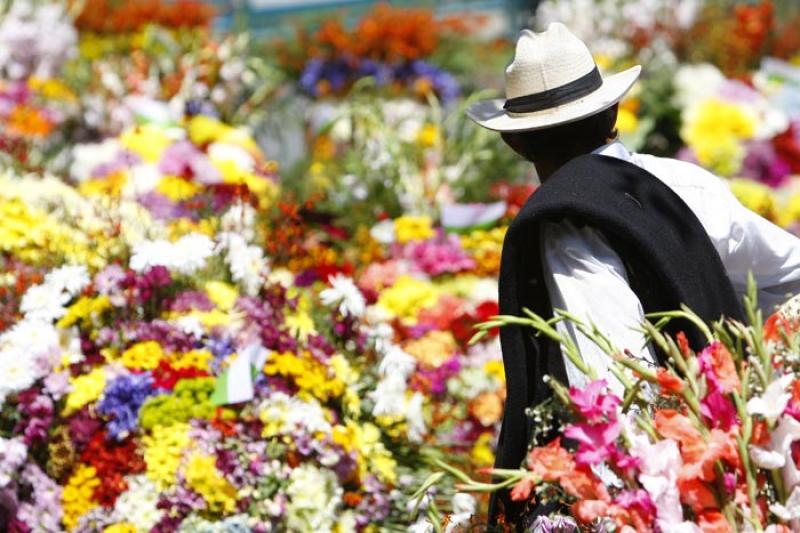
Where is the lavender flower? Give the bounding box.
[529,515,578,533]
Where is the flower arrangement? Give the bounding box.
[423,280,800,531]
[70,0,215,34]
[0,105,519,529]
[274,3,469,102]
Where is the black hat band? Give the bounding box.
[503,66,603,114]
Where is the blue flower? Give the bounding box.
[97,373,158,440]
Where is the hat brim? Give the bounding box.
[466,65,641,132]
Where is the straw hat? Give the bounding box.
[467,23,641,132]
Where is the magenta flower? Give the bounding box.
[398,234,475,276]
[564,419,621,466]
[615,488,657,522]
[568,379,620,423]
[701,388,738,431]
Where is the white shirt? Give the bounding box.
[542,141,800,391]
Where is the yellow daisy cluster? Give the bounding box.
[682,99,756,176]
[0,198,89,267]
[143,423,192,490]
[394,215,435,243]
[57,295,112,329]
[170,349,213,372]
[376,275,438,323]
[332,421,397,484]
[63,368,106,416]
[264,351,345,403]
[62,465,100,531]
[120,341,166,371]
[184,453,238,515]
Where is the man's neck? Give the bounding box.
[535,141,613,182]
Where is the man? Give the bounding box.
[467,22,800,524]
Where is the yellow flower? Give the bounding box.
[121,341,165,371]
[184,452,238,515]
[143,423,191,490]
[376,275,438,323]
[184,309,233,328]
[62,465,100,531]
[471,432,496,467]
[312,134,335,161]
[682,99,755,176]
[779,193,800,228]
[103,525,138,533]
[78,172,129,198]
[730,179,776,222]
[166,217,217,240]
[171,349,213,372]
[187,115,228,146]
[57,295,111,329]
[394,215,435,243]
[206,281,239,311]
[416,123,441,148]
[156,176,202,201]
[285,310,316,341]
[333,421,397,484]
[615,107,639,134]
[483,360,506,383]
[63,368,106,416]
[264,351,344,402]
[28,77,76,102]
[120,125,173,163]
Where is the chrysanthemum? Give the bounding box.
[320,274,366,318]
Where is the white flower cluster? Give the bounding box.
[370,344,427,442]
[217,231,268,296]
[0,437,27,487]
[0,265,88,406]
[130,233,215,275]
[285,464,353,533]
[258,392,332,437]
[112,475,164,531]
[0,0,77,79]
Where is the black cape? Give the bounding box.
[492,153,745,524]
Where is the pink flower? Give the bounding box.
[569,380,620,423]
[398,234,475,276]
[700,388,738,431]
[614,489,657,523]
[564,420,621,466]
[358,260,408,293]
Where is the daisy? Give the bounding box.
[320,274,366,318]
[19,284,70,322]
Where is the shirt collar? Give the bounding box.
[592,141,632,162]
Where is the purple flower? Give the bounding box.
[741,140,791,187]
[90,150,140,178]
[171,291,215,313]
[530,515,578,533]
[98,373,158,440]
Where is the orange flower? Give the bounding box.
[702,342,741,393]
[697,510,733,533]
[681,429,740,482]
[469,392,503,427]
[677,478,718,513]
[654,409,702,447]
[656,368,684,395]
[526,438,575,482]
[559,466,609,501]
[572,499,608,524]
[6,105,54,138]
[509,476,534,502]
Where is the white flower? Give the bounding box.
[370,219,396,244]
[406,392,427,443]
[130,233,214,275]
[44,265,90,296]
[378,345,416,378]
[407,518,434,533]
[445,493,476,532]
[124,163,161,196]
[70,139,122,182]
[285,464,342,532]
[113,475,163,531]
[770,485,800,521]
[370,374,408,418]
[219,233,268,296]
[0,437,27,487]
[747,373,795,424]
[20,284,70,322]
[320,275,366,318]
[208,143,254,172]
[0,348,37,397]
[2,319,59,355]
